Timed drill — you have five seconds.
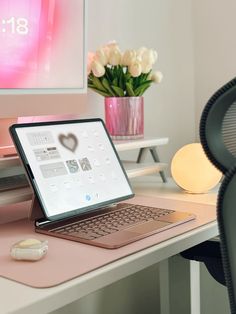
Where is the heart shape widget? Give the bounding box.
[59,133,79,153]
[0,0,59,88]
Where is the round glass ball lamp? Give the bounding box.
[171,143,222,193]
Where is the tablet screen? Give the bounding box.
[11,120,133,220]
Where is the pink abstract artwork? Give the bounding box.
[0,0,62,88]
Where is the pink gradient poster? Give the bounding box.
[0,0,85,89]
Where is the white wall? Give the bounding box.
[84,0,196,166]
[193,0,236,138]
[50,1,196,313]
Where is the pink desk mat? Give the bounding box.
[0,195,216,288]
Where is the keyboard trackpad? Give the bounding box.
[127,220,170,235]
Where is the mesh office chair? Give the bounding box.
[181,77,236,288]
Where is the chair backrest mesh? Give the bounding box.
[222,101,236,159]
[200,77,236,174]
[217,167,236,314]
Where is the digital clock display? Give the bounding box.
[1,17,29,35]
[0,0,85,90]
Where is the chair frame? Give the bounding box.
[218,166,236,314]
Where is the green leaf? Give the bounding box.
[119,73,125,90]
[120,77,124,90]
[113,66,119,78]
[118,65,124,77]
[124,72,131,80]
[88,74,93,82]
[134,81,152,96]
[112,77,118,86]
[105,67,113,82]
[88,86,111,97]
[133,77,140,89]
[88,83,95,88]
[141,84,152,95]
[111,85,125,97]
[92,76,107,92]
[141,71,151,82]
[135,85,150,96]
[102,77,116,96]
[126,82,135,96]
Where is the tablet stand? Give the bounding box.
[29,195,46,222]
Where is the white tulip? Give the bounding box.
[151,71,163,83]
[136,55,143,63]
[104,41,119,58]
[137,46,148,58]
[108,47,122,66]
[101,46,111,60]
[129,60,142,77]
[106,40,119,50]
[91,60,105,77]
[95,48,108,66]
[141,60,152,74]
[122,49,136,66]
[142,49,158,65]
[99,41,120,62]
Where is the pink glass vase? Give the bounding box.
[104,97,144,140]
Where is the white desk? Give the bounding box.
[0,179,218,314]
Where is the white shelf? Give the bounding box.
[0,187,32,206]
[123,161,168,179]
[0,156,20,169]
[114,137,169,152]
